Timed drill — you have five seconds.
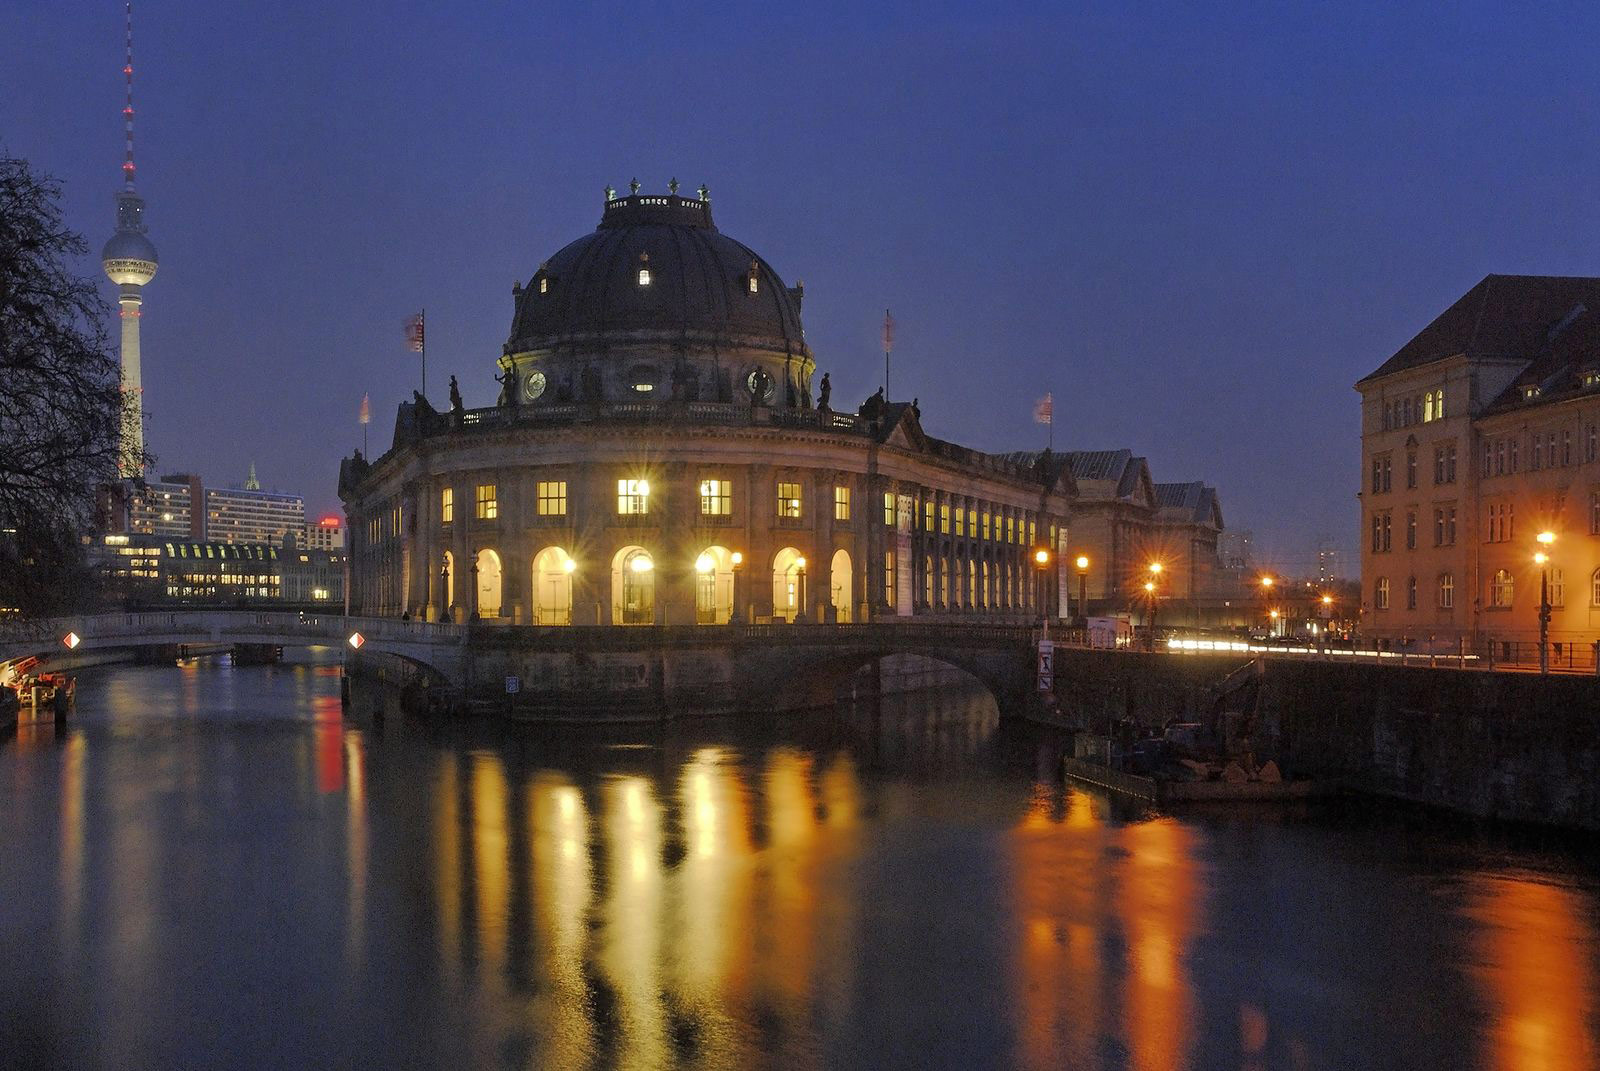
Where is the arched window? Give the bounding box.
[476,549,502,619]
[771,547,806,622]
[693,545,736,625]
[830,549,853,623]
[1375,576,1389,610]
[1491,569,1514,608]
[1438,573,1454,609]
[532,546,575,625]
[612,546,655,625]
[1591,568,1600,607]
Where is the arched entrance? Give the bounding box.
[772,547,806,622]
[475,548,502,619]
[831,549,853,623]
[532,546,575,625]
[694,546,736,624]
[612,546,655,625]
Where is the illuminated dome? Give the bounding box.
[101,229,159,286]
[501,184,815,407]
[508,190,807,359]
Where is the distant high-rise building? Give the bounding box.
[206,483,306,545]
[1316,539,1342,583]
[303,515,346,551]
[1218,528,1253,570]
[100,2,157,478]
[127,473,204,540]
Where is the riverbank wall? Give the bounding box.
[1050,649,1600,829]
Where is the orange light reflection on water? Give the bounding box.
[1466,873,1598,1071]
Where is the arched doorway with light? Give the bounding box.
[475,548,503,619]
[830,549,853,623]
[772,547,806,622]
[694,546,736,624]
[612,546,655,625]
[532,546,576,625]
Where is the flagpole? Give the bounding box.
[421,307,427,399]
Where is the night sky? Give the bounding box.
[5,2,1597,574]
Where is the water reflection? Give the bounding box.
[1466,874,1598,1071]
[6,653,1600,1069]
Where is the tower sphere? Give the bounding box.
[102,229,158,286]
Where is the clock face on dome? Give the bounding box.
[524,370,547,401]
[746,368,774,404]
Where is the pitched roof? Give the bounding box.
[1154,481,1223,529]
[1359,274,1600,383]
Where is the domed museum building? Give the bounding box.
[340,184,1225,627]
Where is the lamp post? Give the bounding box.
[730,550,744,624]
[439,556,451,622]
[1146,561,1164,651]
[795,556,808,623]
[1033,548,1051,627]
[1536,530,1555,675]
[1075,554,1090,625]
[1259,574,1275,636]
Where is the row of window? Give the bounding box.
[1374,569,1600,610]
[435,480,1042,544]
[1482,425,1600,477]
[1369,507,1458,552]
[1379,388,1447,431]
[1369,444,1457,494]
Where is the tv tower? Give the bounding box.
[100,1,157,479]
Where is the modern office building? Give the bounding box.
[93,533,343,608]
[205,484,306,545]
[303,516,346,551]
[126,473,204,540]
[340,184,1227,626]
[1357,274,1600,654]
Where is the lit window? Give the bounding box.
[700,479,731,516]
[1591,568,1600,607]
[834,486,851,521]
[618,478,650,515]
[884,492,897,527]
[940,504,950,534]
[536,481,567,516]
[475,483,497,520]
[539,277,548,294]
[638,268,651,286]
[1491,569,1514,608]
[955,509,966,538]
[982,512,991,541]
[1375,576,1389,610]
[441,488,453,524]
[778,482,803,519]
[885,550,896,604]
[749,275,759,294]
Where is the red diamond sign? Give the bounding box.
[347,632,365,649]
[62,632,81,649]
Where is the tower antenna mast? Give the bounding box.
[102,0,159,479]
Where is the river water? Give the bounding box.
[2,650,1599,1070]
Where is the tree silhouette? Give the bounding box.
[0,156,146,615]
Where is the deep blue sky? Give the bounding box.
[5,2,1597,573]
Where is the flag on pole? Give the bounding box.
[359,393,370,425]
[1033,393,1053,425]
[882,309,894,353]
[404,312,425,352]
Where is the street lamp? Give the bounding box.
[439,556,451,622]
[1145,561,1164,651]
[730,551,744,624]
[1074,555,1090,625]
[1536,530,1555,675]
[1259,575,1276,635]
[795,555,808,622]
[1033,548,1051,627]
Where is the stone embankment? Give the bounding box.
[1050,648,1600,830]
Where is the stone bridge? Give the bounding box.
[1,611,1045,718]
